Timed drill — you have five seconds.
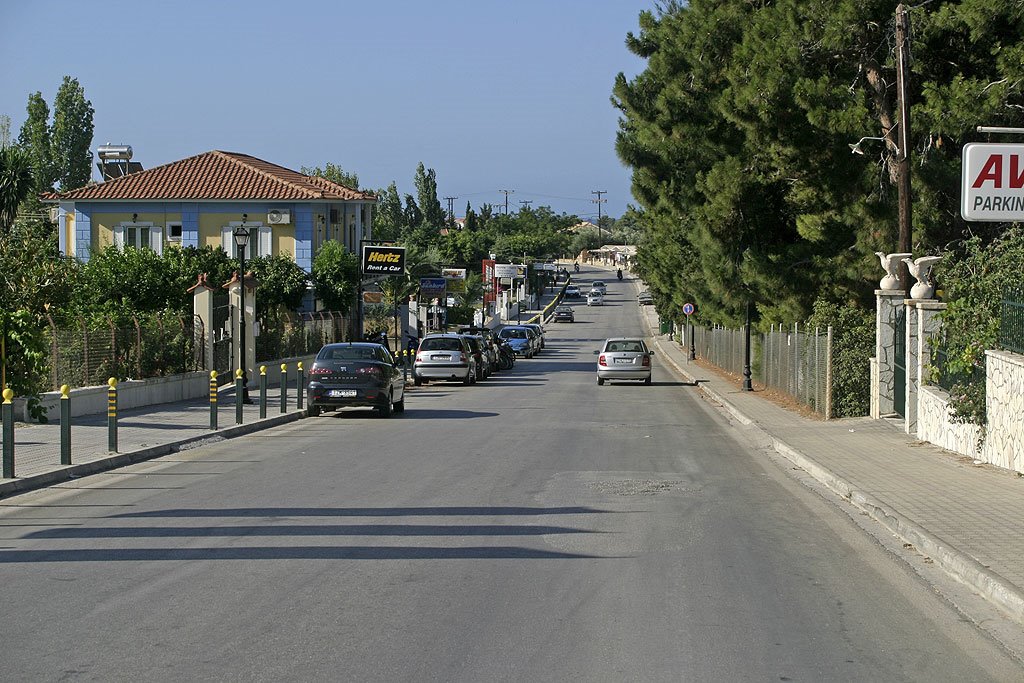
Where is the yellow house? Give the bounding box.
[45,150,377,273]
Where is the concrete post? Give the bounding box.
[226,274,257,385]
[874,290,905,418]
[189,274,216,371]
[909,301,947,435]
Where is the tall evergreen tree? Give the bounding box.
[413,162,446,228]
[51,76,95,191]
[372,182,404,242]
[17,92,55,198]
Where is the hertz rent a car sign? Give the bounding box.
[362,245,406,274]
[962,143,1024,222]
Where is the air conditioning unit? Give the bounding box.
[267,209,291,225]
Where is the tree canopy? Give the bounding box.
[614,0,1024,327]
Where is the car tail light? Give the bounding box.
[642,355,651,367]
[357,366,382,380]
[459,353,467,363]
[598,354,607,366]
[309,366,331,376]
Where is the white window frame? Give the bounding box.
[167,221,183,243]
[222,221,271,258]
[114,221,163,255]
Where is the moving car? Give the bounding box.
[498,325,536,358]
[595,337,653,385]
[306,342,406,417]
[587,290,604,306]
[637,291,654,306]
[591,280,607,295]
[414,334,477,385]
[553,305,574,323]
[565,284,581,298]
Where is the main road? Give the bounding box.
[1,268,1020,681]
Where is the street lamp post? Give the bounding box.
[233,216,252,403]
[742,300,753,391]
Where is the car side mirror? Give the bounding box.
[649,350,655,355]
[593,350,599,355]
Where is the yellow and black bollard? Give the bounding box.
[280,364,288,413]
[259,365,268,418]
[209,371,218,430]
[296,362,305,410]
[2,387,14,478]
[60,385,71,465]
[107,378,118,453]
[235,369,244,424]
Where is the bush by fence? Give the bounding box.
[256,311,349,362]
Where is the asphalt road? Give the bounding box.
[1,272,1021,681]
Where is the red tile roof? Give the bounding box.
[46,150,376,202]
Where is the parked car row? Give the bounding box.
[497,323,545,359]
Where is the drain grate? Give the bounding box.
[589,479,688,496]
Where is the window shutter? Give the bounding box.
[222,226,233,256]
[259,226,272,257]
[149,226,163,254]
[113,224,125,249]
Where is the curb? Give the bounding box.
[649,327,1024,624]
[0,410,306,500]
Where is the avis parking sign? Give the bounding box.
[961,143,1024,222]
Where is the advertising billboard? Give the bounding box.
[362,245,406,274]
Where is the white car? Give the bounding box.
[591,281,607,295]
[587,291,604,306]
[595,337,653,385]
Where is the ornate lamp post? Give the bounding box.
[233,216,252,402]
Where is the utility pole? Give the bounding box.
[499,189,515,215]
[895,4,913,294]
[519,200,532,213]
[443,196,457,223]
[592,190,607,246]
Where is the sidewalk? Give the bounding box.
[1,385,306,498]
[629,273,1024,625]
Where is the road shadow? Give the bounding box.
[0,546,602,562]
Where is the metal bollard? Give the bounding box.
[296,362,304,410]
[403,349,409,381]
[209,371,218,430]
[259,366,268,418]
[280,364,288,413]
[235,369,244,424]
[2,387,14,478]
[60,385,71,465]
[107,378,118,453]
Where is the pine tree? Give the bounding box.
[17,92,55,198]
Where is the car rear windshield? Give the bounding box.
[421,338,462,351]
[319,346,383,361]
[500,328,526,339]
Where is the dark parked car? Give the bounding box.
[306,342,406,417]
[461,334,491,380]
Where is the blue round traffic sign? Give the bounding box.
[683,303,695,316]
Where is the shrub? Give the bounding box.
[806,297,874,418]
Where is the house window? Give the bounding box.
[168,222,183,242]
[222,222,272,258]
[115,222,163,255]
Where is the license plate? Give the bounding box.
[614,358,632,364]
[432,354,452,361]
[328,389,357,398]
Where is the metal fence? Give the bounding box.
[690,322,833,418]
[1000,286,1024,354]
[256,311,350,362]
[46,314,204,390]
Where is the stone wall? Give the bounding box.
[916,385,982,460]
[982,350,1024,472]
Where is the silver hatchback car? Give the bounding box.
[595,337,653,385]
[414,334,477,386]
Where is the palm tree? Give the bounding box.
[0,146,34,236]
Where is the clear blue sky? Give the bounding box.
[0,0,656,220]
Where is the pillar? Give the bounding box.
[874,290,905,418]
[189,274,215,371]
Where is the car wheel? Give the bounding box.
[414,376,423,387]
[644,376,652,385]
[463,368,473,385]
[597,377,605,386]
[393,391,406,413]
[378,391,394,417]
[306,404,321,418]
